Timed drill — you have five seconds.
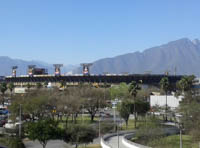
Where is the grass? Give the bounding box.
[121,117,162,130]
[0,136,25,148]
[148,135,199,148]
[121,119,136,130]
[78,144,101,148]
[57,115,99,129]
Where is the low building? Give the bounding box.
[150,94,183,109]
[14,87,26,94]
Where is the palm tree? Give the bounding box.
[60,80,66,90]
[177,76,195,94]
[160,77,170,121]
[8,82,15,99]
[176,76,195,105]
[26,83,32,92]
[0,82,7,106]
[44,81,48,88]
[36,82,42,89]
[128,81,141,128]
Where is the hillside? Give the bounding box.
[74,38,200,76]
[0,56,76,76]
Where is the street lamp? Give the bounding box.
[112,99,118,126]
[179,122,183,148]
[112,98,120,148]
[176,114,183,148]
[19,104,22,138]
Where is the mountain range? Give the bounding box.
[0,56,77,76]
[74,38,200,76]
[1,38,200,76]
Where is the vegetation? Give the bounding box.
[0,136,25,148]
[118,99,133,128]
[110,82,129,99]
[128,81,141,128]
[82,87,109,121]
[0,82,7,106]
[8,82,15,97]
[133,117,164,145]
[64,124,97,148]
[78,144,101,148]
[159,77,170,121]
[4,77,200,148]
[148,135,198,148]
[176,76,200,144]
[27,118,63,148]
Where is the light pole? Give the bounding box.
[81,105,84,124]
[112,98,120,148]
[98,98,101,143]
[99,111,101,138]
[117,122,119,148]
[112,99,117,126]
[19,104,22,138]
[179,123,183,148]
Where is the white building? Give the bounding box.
[150,95,183,109]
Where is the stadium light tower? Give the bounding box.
[12,66,18,77]
[28,65,36,77]
[53,64,63,76]
[80,63,93,76]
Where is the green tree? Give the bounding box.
[8,82,15,97]
[27,119,62,148]
[82,87,108,122]
[44,81,48,88]
[60,80,66,89]
[176,76,195,97]
[128,81,141,128]
[0,82,7,106]
[135,117,164,145]
[36,82,42,89]
[118,99,133,129]
[110,82,129,100]
[135,99,150,116]
[64,124,96,148]
[26,83,32,92]
[179,95,200,143]
[159,77,170,121]
[9,90,51,120]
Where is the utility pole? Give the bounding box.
[19,104,22,138]
[175,66,177,76]
[117,123,119,148]
[113,102,116,126]
[180,128,182,148]
[82,105,84,124]
[179,123,183,148]
[98,98,101,145]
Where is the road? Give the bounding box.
[107,135,128,148]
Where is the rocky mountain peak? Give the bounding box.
[192,39,200,46]
[74,38,200,76]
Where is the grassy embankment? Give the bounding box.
[79,144,101,148]
[148,135,199,148]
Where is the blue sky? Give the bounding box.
[0,0,200,65]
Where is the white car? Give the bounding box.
[4,120,22,129]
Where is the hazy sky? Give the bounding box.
[0,0,200,65]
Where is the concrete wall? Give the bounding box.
[101,138,112,148]
[122,133,151,148]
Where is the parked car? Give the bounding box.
[0,119,7,127]
[4,120,23,129]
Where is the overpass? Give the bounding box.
[5,74,182,85]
